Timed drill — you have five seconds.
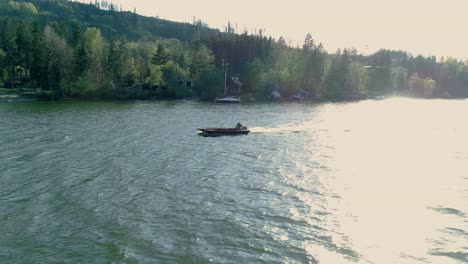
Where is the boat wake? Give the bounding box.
[250,123,313,134]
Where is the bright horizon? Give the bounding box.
[76,0,467,60]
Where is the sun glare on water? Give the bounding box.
[295,98,468,263]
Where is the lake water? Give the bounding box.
[0,98,467,263]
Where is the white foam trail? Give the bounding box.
[250,122,316,134]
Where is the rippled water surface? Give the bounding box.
[1,99,467,263]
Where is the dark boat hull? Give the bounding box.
[198,128,250,137]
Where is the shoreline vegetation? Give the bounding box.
[1,0,468,103]
[1,88,461,104]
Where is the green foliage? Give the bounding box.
[0,48,5,81]
[323,52,347,100]
[455,64,468,96]
[129,41,153,83]
[108,38,135,86]
[390,66,408,91]
[157,62,191,99]
[346,61,368,94]
[151,43,169,66]
[146,64,163,84]
[243,58,265,91]
[69,74,95,98]
[44,25,72,91]
[0,48,4,65]
[365,50,392,93]
[0,0,467,101]
[194,69,223,100]
[4,1,38,16]
[408,73,436,98]
[189,43,215,78]
[301,37,326,95]
[0,0,219,42]
[30,21,49,89]
[259,68,294,97]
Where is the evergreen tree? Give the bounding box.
[151,43,169,66]
[71,27,89,78]
[300,34,325,95]
[30,21,49,89]
[302,33,314,52]
[1,18,18,84]
[16,20,32,80]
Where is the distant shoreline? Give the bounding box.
[0,94,464,104]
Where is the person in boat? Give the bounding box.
[235,123,245,129]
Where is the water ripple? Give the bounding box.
[1,100,467,263]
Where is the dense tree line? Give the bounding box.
[0,17,222,99]
[1,0,468,101]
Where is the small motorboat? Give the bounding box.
[198,123,250,137]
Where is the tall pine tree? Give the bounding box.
[151,43,169,66]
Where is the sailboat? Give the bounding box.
[214,69,240,103]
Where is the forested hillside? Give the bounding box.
[0,0,218,41]
[1,0,468,101]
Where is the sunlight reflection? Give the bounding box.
[313,98,468,263]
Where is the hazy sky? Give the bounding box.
[88,0,467,59]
